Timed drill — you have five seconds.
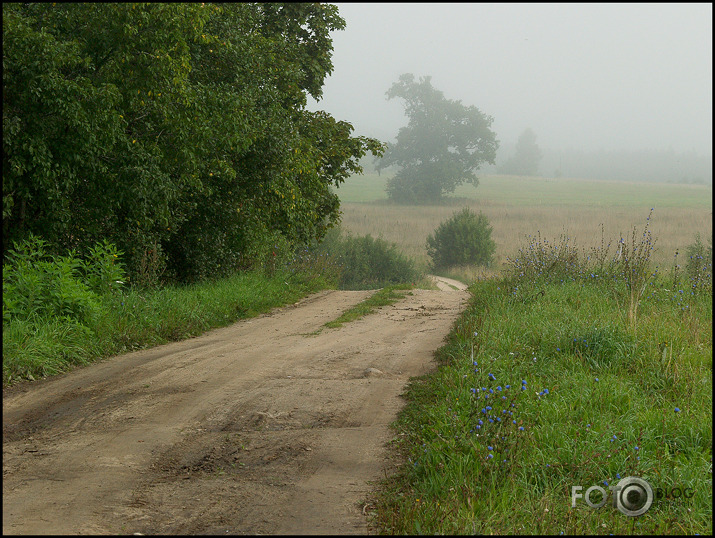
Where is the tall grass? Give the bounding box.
[3,243,338,385]
[336,173,712,274]
[371,227,712,535]
[3,226,424,385]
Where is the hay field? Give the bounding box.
[335,173,712,271]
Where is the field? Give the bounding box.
[334,173,712,274]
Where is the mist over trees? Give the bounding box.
[3,3,384,283]
[497,128,543,176]
[486,144,712,184]
[543,147,713,184]
[376,73,498,204]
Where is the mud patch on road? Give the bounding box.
[126,428,320,534]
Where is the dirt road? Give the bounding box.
[3,277,468,535]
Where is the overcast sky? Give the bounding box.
[307,3,712,155]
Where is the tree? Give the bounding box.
[3,3,383,283]
[498,127,543,176]
[376,73,498,204]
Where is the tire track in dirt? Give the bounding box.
[3,282,468,535]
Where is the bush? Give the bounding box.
[426,208,496,269]
[311,227,419,289]
[3,235,126,325]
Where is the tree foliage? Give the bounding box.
[376,73,498,204]
[426,208,496,269]
[3,2,383,283]
[498,127,543,176]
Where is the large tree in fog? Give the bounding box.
[376,74,498,204]
[498,127,543,176]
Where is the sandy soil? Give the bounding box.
[3,277,468,535]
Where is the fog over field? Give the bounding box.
[308,3,712,181]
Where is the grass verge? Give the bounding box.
[371,269,712,534]
[320,284,413,331]
[3,268,333,385]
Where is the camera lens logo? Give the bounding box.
[614,476,653,516]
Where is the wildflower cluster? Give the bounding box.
[504,211,666,329]
[464,336,552,473]
[505,231,586,284]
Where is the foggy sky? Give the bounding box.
[307,3,712,155]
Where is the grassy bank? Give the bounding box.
[372,230,712,534]
[3,268,333,385]
[3,225,424,386]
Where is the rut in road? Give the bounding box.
[3,280,468,535]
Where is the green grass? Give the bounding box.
[371,246,712,534]
[337,172,712,209]
[3,268,334,385]
[3,225,428,385]
[322,284,412,330]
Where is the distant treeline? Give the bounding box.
[370,145,712,184]
[495,144,713,184]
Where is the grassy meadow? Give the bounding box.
[335,173,712,275]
